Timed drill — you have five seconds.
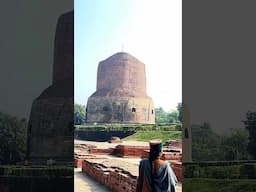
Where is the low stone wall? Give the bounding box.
[141,150,182,161]
[74,154,108,168]
[112,145,149,157]
[162,153,182,161]
[82,158,182,192]
[90,148,114,154]
[82,159,137,192]
[165,140,182,148]
[171,161,182,182]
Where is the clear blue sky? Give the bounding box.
[75,0,182,111]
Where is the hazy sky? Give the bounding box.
[183,0,256,135]
[75,0,182,111]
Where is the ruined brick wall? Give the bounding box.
[82,159,137,192]
[171,162,182,182]
[112,145,149,158]
[86,52,155,124]
[82,159,182,192]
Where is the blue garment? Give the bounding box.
[137,159,178,192]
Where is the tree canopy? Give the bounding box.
[155,103,182,124]
[74,103,86,125]
[243,111,256,159]
[191,122,250,161]
[0,113,27,164]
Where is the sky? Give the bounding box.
[75,0,182,112]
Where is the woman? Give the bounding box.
[136,140,177,192]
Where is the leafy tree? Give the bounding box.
[191,122,250,161]
[74,103,86,125]
[155,107,168,123]
[167,111,179,123]
[177,102,182,122]
[0,113,27,164]
[221,128,249,160]
[191,122,223,161]
[155,104,181,124]
[243,111,256,159]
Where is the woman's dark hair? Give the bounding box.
[149,142,162,161]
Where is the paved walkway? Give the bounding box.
[74,168,111,192]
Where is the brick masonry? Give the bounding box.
[28,11,74,162]
[82,159,137,192]
[86,52,155,124]
[75,141,183,190]
[82,158,182,192]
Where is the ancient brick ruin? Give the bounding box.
[74,140,182,192]
[86,52,155,124]
[27,11,74,161]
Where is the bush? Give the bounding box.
[75,123,178,131]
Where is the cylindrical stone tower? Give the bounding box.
[86,52,155,124]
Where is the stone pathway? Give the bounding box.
[74,168,111,192]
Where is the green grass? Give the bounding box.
[183,178,256,192]
[123,131,181,143]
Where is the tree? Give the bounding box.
[155,104,181,124]
[177,102,182,122]
[221,128,249,160]
[74,103,86,125]
[243,111,256,159]
[155,107,168,123]
[0,113,27,164]
[167,111,179,123]
[191,122,226,161]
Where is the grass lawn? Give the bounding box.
[183,178,256,192]
[123,131,181,143]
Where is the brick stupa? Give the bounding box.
[86,52,155,124]
[27,11,74,162]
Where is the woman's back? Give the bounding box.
[136,159,177,192]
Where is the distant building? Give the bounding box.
[86,52,155,124]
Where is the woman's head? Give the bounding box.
[149,140,163,161]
